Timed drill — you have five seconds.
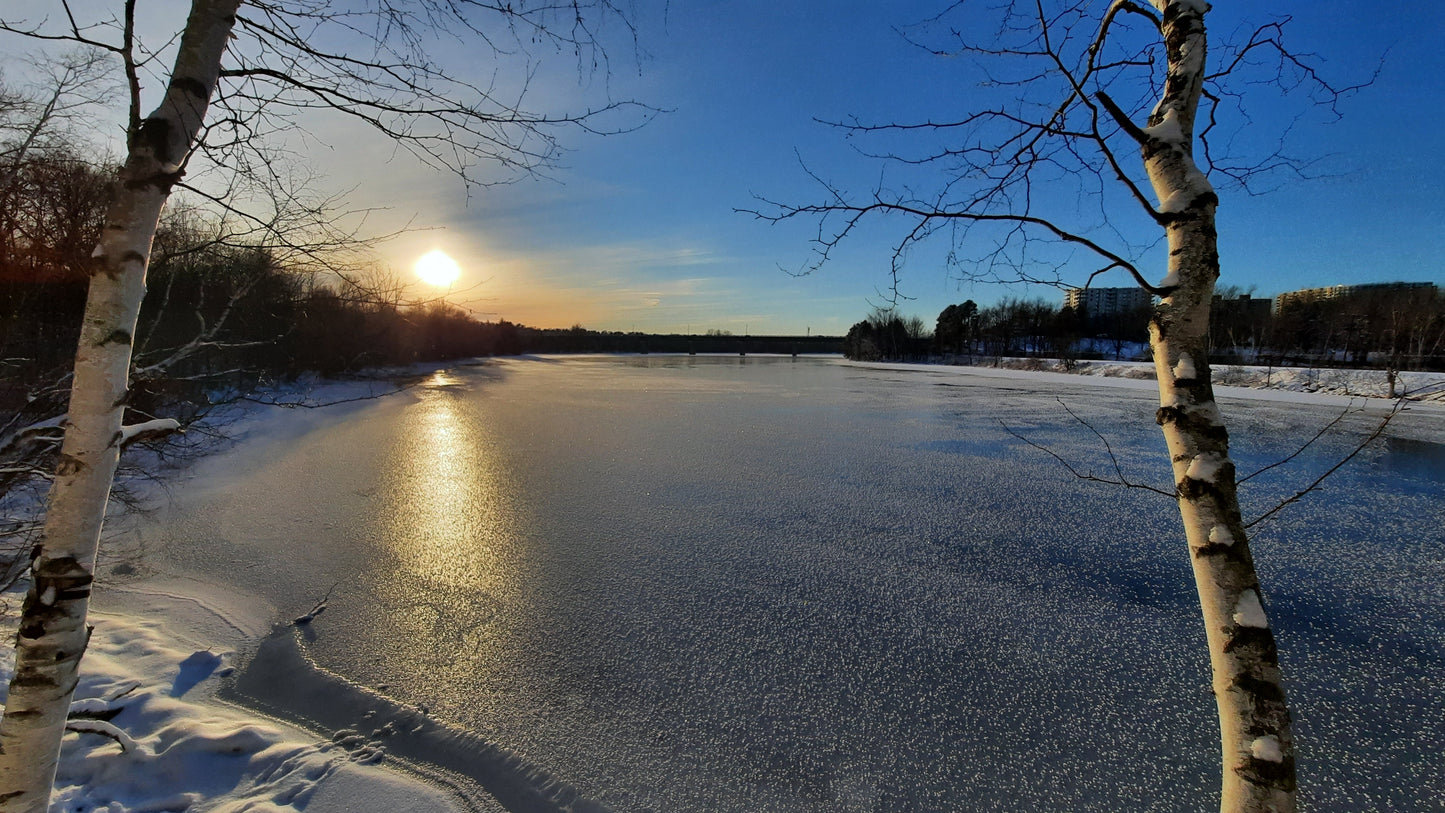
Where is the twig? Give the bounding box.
[1237,401,1355,484]
[294,582,340,625]
[1244,399,1406,529]
[1000,417,1175,498]
[1054,397,1145,490]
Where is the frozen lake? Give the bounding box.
[133,356,1443,811]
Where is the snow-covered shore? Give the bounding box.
[0,598,469,812]
[926,356,1445,402]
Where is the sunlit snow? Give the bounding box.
[1185,451,1225,482]
[1173,353,1197,381]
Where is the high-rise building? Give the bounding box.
[1062,286,1153,316]
[1273,281,1437,313]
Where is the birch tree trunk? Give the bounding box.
[1143,4,1295,811]
[0,2,240,809]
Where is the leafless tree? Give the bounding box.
[0,49,117,178]
[747,3,1371,811]
[0,1,653,808]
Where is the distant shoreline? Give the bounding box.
[840,355,1445,404]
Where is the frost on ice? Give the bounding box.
[1250,735,1284,763]
[1233,590,1269,629]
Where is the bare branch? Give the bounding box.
[1237,400,1353,485]
[1244,399,1406,529]
[1000,414,1175,498]
[237,380,423,409]
[63,719,136,753]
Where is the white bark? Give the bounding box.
[1143,4,1295,811]
[0,2,241,809]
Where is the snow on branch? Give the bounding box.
[0,415,67,457]
[118,418,182,446]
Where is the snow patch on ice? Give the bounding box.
[1233,590,1269,629]
[1250,735,1283,763]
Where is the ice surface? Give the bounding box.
[129,356,1445,812]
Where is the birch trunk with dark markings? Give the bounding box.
[1140,4,1294,810]
[0,2,240,808]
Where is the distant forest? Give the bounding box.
[843,290,1445,371]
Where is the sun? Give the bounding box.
[414,249,461,287]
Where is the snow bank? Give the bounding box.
[874,357,1445,404]
[0,611,463,813]
[1080,359,1445,402]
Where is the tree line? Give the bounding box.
[0,145,528,418]
[843,298,1142,364]
[1,97,539,572]
[843,288,1445,371]
[1221,286,1445,369]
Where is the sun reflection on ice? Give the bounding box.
[378,375,523,605]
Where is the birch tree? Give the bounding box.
[750,3,1367,811]
[0,1,649,809]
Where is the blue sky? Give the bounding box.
[344,1,1444,335]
